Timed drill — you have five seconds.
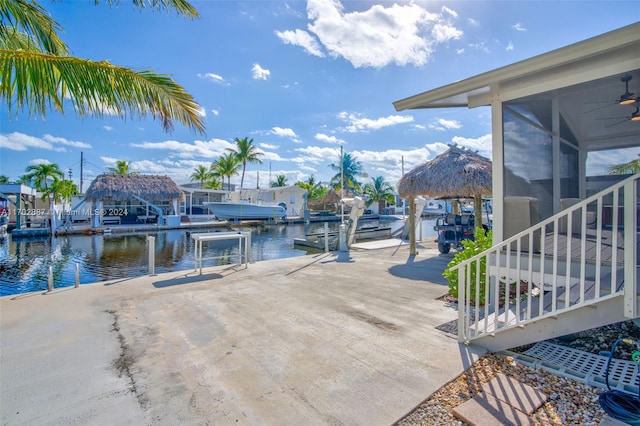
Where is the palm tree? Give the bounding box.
[211,153,240,192]
[190,165,211,188]
[106,160,136,175]
[51,179,78,203]
[0,175,9,184]
[363,176,396,213]
[270,174,288,187]
[1,0,205,134]
[203,176,222,190]
[23,163,64,205]
[228,137,263,189]
[608,154,640,175]
[296,175,326,200]
[329,152,365,194]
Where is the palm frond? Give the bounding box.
[0,0,68,54]
[1,49,206,134]
[99,0,199,18]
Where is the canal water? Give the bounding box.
[0,218,437,296]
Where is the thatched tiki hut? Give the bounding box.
[85,174,184,227]
[397,145,492,254]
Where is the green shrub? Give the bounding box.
[443,228,493,303]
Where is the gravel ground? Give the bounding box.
[395,320,640,426]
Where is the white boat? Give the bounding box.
[203,201,286,221]
[422,199,448,215]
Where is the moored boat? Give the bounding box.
[203,201,286,221]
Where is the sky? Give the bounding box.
[1,0,639,192]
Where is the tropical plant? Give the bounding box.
[270,174,288,187]
[362,176,395,212]
[443,228,493,303]
[0,175,9,184]
[50,179,78,203]
[228,137,263,189]
[296,175,326,200]
[190,165,211,188]
[211,153,240,191]
[0,0,205,134]
[23,163,64,205]
[608,154,640,175]
[203,176,222,190]
[329,152,365,194]
[106,160,136,175]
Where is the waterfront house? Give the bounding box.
[394,23,639,351]
[84,174,184,227]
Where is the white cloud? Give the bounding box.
[130,138,236,159]
[275,29,325,57]
[252,63,271,80]
[467,18,479,27]
[103,126,114,132]
[469,41,490,53]
[338,111,414,132]
[259,142,279,150]
[315,133,345,144]
[512,23,527,31]
[269,127,301,143]
[28,158,53,166]
[211,109,220,116]
[197,73,227,85]
[431,23,463,43]
[429,118,462,131]
[451,134,492,157]
[279,0,463,68]
[441,6,458,18]
[0,132,91,152]
[456,48,465,55]
[506,41,514,51]
[42,134,92,149]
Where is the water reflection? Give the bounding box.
[0,219,436,296]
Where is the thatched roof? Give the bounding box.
[85,174,184,202]
[397,145,492,198]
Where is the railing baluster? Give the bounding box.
[579,205,587,303]
[595,196,603,296]
[611,189,619,288]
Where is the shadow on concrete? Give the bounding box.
[388,255,451,284]
[285,252,334,276]
[152,273,224,288]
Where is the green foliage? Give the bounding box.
[270,174,288,187]
[362,176,395,211]
[0,0,205,134]
[443,228,492,303]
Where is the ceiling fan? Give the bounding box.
[599,104,640,128]
[584,74,638,114]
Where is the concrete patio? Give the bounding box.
[0,241,486,425]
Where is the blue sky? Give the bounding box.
[1,1,639,191]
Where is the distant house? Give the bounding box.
[84,174,184,226]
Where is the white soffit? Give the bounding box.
[393,22,640,111]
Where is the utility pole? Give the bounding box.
[80,152,84,193]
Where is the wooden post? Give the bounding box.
[409,197,416,255]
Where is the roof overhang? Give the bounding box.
[393,23,640,111]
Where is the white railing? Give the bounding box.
[454,173,638,345]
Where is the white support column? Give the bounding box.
[623,179,637,318]
[552,97,561,214]
[491,91,504,243]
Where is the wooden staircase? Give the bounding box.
[452,174,639,352]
